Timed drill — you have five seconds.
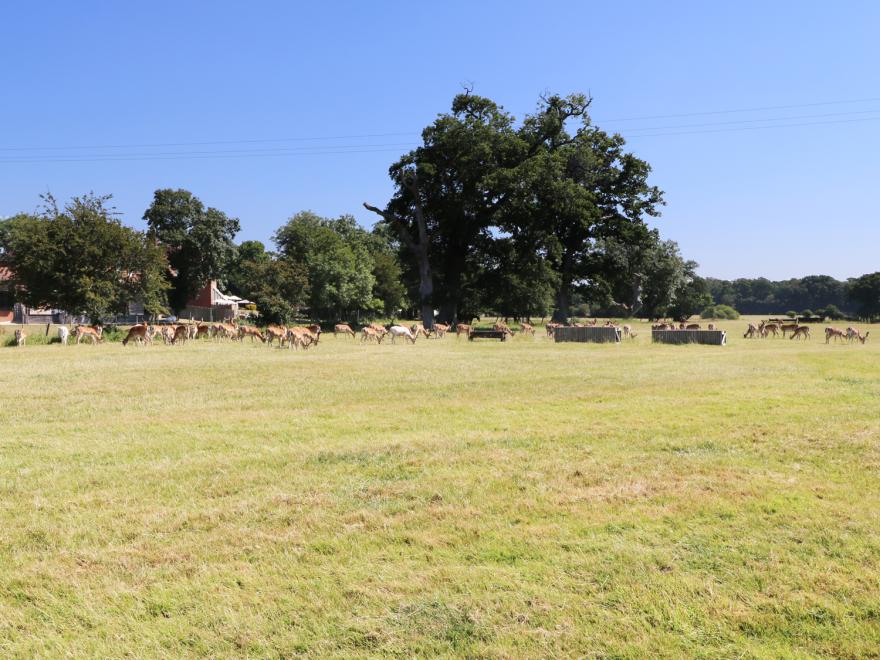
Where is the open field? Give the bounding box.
[1,318,879,657]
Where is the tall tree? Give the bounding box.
[0,194,168,321]
[506,124,664,321]
[848,272,880,321]
[142,189,240,313]
[365,91,591,326]
[274,212,376,320]
[226,241,308,325]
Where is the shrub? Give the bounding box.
[801,309,814,318]
[820,304,843,320]
[700,304,739,320]
[786,310,798,318]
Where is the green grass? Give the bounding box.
[1,318,878,657]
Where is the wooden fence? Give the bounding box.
[553,325,621,343]
[652,329,727,345]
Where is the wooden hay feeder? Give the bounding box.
[469,329,509,342]
[553,325,621,343]
[651,329,727,346]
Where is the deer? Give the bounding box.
[172,325,189,345]
[75,325,103,344]
[14,328,26,347]
[758,321,779,338]
[520,322,535,336]
[238,325,266,343]
[686,323,701,330]
[743,323,759,339]
[361,326,383,344]
[285,326,315,350]
[779,322,799,338]
[334,323,356,339]
[825,327,847,344]
[122,323,149,346]
[707,323,716,331]
[265,325,287,346]
[455,323,472,339]
[368,323,388,341]
[790,326,811,340]
[389,325,417,344]
[410,323,430,339]
[57,326,70,346]
[432,322,449,338]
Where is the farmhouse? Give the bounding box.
[181,279,242,321]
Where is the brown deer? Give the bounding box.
[825,327,847,344]
[455,323,472,339]
[519,322,535,336]
[238,326,266,343]
[780,323,799,338]
[75,325,103,344]
[122,323,149,346]
[14,328,26,347]
[432,322,450,338]
[334,323,356,339]
[361,326,383,343]
[790,326,811,340]
[743,323,759,339]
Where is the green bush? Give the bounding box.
[786,310,798,318]
[820,304,844,320]
[700,304,739,320]
[801,309,814,318]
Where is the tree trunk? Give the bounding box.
[553,253,574,323]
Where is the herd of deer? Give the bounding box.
[8,318,871,348]
[741,320,869,343]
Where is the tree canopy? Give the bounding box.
[143,189,240,313]
[0,193,168,321]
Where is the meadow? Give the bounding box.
[1,318,878,657]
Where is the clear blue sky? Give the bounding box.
[2,1,878,280]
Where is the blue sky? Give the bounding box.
[1,1,878,279]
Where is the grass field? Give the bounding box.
[1,318,878,657]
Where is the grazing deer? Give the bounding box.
[520,322,535,336]
[432,322,449,338]
[14,328,26,347]
[707,323,716,331]
[825,327,847,344]
[57,326,70,346]
[238,326,266,343]
[285,327,315,350]
[455,323,472,339]
[410,323,430,339]
[858,331,870,344]
[122,323,149,346]
[334,323,356,339]
[361,326,383,344]
[368,323,388,340]
[306,324,322,345]
[760,321,780,338]
[780,322,799,338]
[686,323,701,330]
[172,325,189,345]
[265,325,287,346]
[75,325,103,344]
[389,325,417,344]
[790,326,811,340]
[743,323,759,339]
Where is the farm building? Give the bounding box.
[181,280,243,322]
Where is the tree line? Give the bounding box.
[706,275,880,320]
[2,91,878,324]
